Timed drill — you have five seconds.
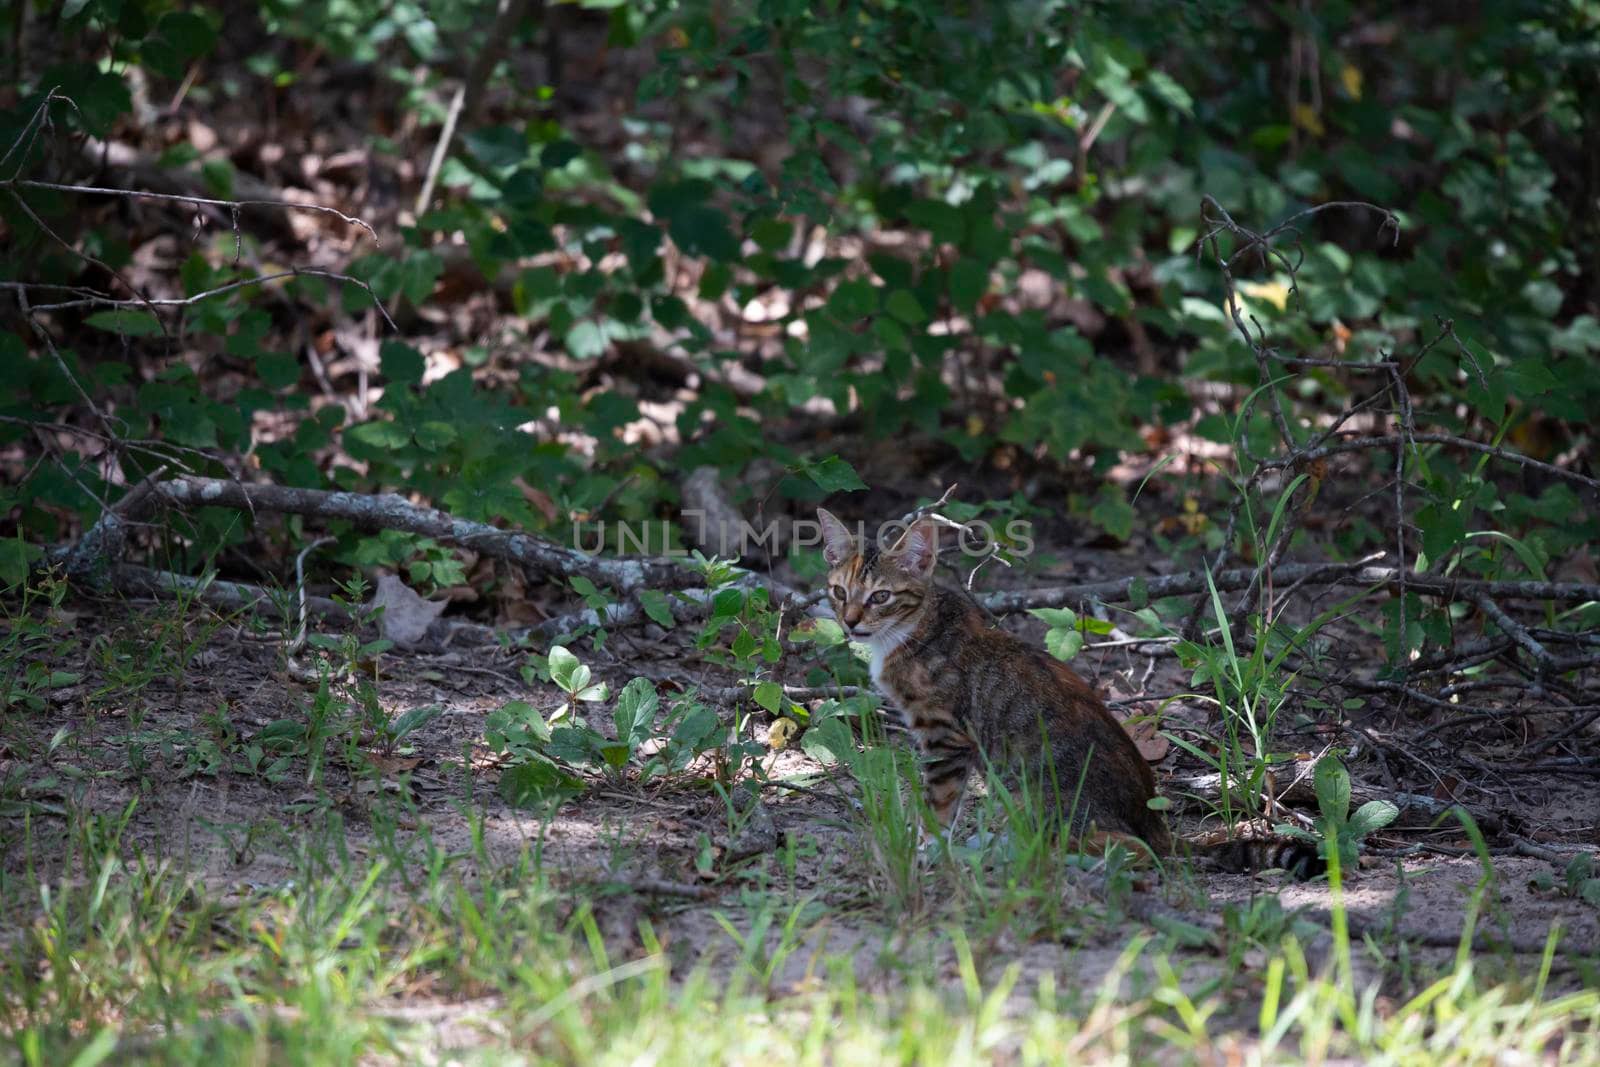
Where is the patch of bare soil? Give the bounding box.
[5,575,1597,1036]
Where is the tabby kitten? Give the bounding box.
[817,508,1171,853]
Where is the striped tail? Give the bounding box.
[1188,821,1325,879]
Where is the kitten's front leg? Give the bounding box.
[921,745,974,839]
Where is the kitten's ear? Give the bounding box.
[816,508,857,567]
[886,518,938,578]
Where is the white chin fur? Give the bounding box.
[866,622,913,687]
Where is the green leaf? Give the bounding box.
[64,1026,118,1067]
[1552,315,1600,355]
[414,421,458,451]
[1044,627,1084,661]
[752,681,783,714]
[255,353,300,390]
[565,320,609,359]
[750,217,792,252]
[345,421,410,450]
[1347,799,1399,838]
[1312,756,1352,824]
[1090,486,1135,541]
[0,535,42,589]
[885,289,927,325]
[710,587,745,618]
[548,645,583,691]
[800,717,855,767]
[85,310,162,336]
[827,279,878,320]
[498,759,584,808]
[541,139,581,168]
[801,455,867,493]
[388,704,442,742]
[381,341,426,385]
[670,703,722,752]
[638,589,675,628]
[485,699,551,750]
[668,204,740,261]
[1417,501,1468,563]
[949,259,988,312]
[464,125,529,169]
[1028,607,1078,629]
[1145,70,1194,115]
[613,677,659,748]
[157,11,216,57]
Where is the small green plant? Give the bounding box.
[641,694,723,780]
[238,717,311,784]
[545,675,655,778]
[1165,577,1298,827]
[1029,606,1115,662]
[349,530,466,594]
[1530,852,1600,909]
[849,740,927,917]
[1276,755,1398,871]
[712,896,823,995]
[545,644,610,723]
[0,575,79,714]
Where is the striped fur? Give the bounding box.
[1188,821,1326,878]
[818,510,1170,852]
[818,509,1324,878]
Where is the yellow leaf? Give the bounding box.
[1239,278,1292,312]
[767,717,801,751]
[1291,103,1324,137]
[1341,64,1363,100]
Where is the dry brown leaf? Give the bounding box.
[1127,720,1171,763]
[369,573,447,647]
[366,753,422,776]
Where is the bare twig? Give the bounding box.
[415,0,532,215]
[979,560,1600,612]
[105,564,349,622]
[1472,593,1556,673]
[6,178,379,245]
[22,267,397,332]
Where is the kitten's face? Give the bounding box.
[816,509,937,640]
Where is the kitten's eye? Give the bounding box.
[829,584,846,601]
[868,590,891,605]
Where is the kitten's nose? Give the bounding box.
[842,603,863,627]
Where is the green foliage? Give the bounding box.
[546,643,610,722]
[1276,755,1399,871]
[5,0,1597,617]
[1164,569,1303,826]
[1529,852,1600,910]
[1030,606,1114,662]
[0,577,77,713]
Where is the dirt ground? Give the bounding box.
[6,563,1597,1039]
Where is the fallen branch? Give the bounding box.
[117,475,693,593]
[981,560,1600,612]
[1166,765,1501,835]
[1471,593,1556,672]
[58,477,1600,647]
[107,564,349,623]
